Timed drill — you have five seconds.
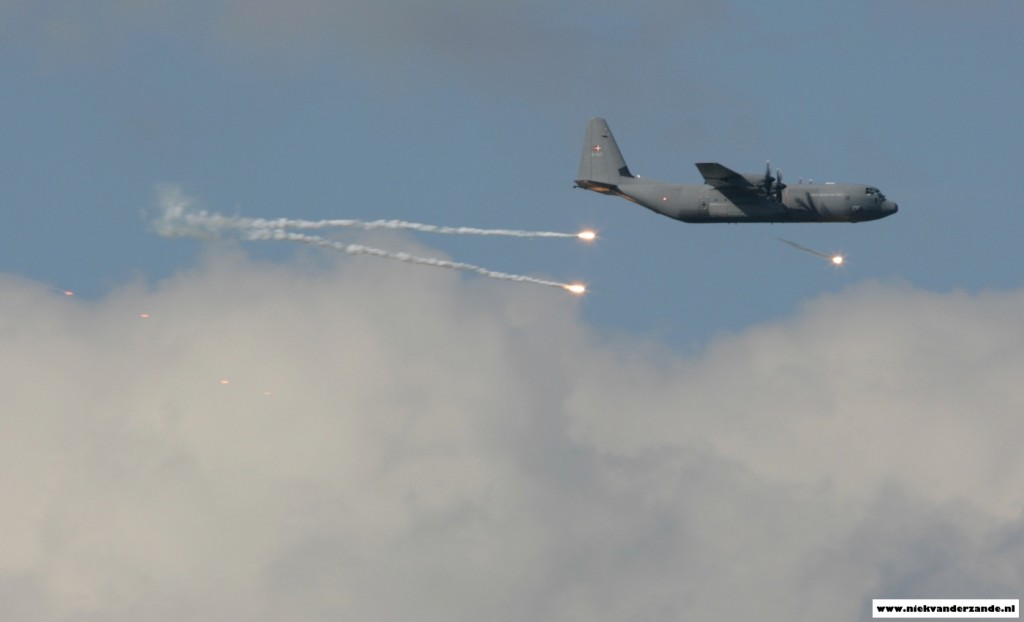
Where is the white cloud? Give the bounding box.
[0,249,1021,620]
[567,282,1024,518]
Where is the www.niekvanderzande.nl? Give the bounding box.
[873,599,1019,618]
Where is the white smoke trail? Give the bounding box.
[154,186,586,293]
[777,237,842,263]
[154,186,589,240]
[246,229,582,292]
[247,217,585,239]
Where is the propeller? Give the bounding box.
[773,168,786,201]
[762,160,774,196]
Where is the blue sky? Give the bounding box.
[2,2,1023,620]
[4,0,1022,345]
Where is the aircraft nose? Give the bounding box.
[882,200,898,215]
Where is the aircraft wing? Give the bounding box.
[695,162,754,189]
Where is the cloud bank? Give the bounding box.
[1,248,1021,621]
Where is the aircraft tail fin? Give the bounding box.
[575,118,633,193]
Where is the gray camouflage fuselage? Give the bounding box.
[575,118,898,224]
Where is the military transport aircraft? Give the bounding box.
[575,118,898,223]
